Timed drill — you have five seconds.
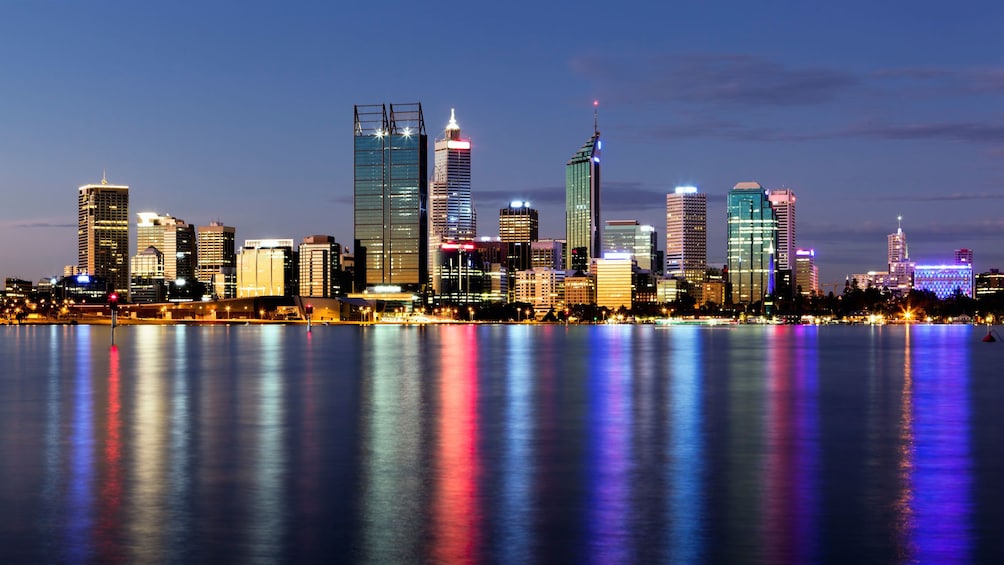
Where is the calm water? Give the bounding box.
[1,323,1002,563]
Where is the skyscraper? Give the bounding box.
[565,106,601,271]
[430,109,475,242]
[665,186,707,284]
[955,248,974,266]
[767,188,796,272]
[354,103,428,291]
[888,216,914,291]
[237,239,296,298]
[78,176,129,298]
[499,201,539,275]
[136,213,196,284]
[602,220,658,272]
[197,221,237,299]
[727,182,777,305]
[298,235,342,298]
[794,248,819,296]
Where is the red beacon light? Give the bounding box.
[108,292,119,310]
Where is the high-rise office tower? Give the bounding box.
[955,248,974,266]
[767,188,796,271]
[499,201,539,275]
[354,103,428,291]
[727,182,777,304]
[430,109,475,242]
[665,186,707,284]
[197,221,237,299]
[298,235,343,298]
[136,213,196,284]
[602,220,658,272]
[565,105,601,271]
[888,216,914,291]
[78,176,130,298]
[794,248,819,296]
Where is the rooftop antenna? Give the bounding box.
[101,168,108,185]
[897,215,903,234]
[593,100,599,135]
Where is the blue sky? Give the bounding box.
[2,1,1003,288]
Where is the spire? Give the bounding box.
[897,215,903,234]
[446,108,459,131]
[101,168,107,185]
[593,100,599,135]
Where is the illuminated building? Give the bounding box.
[197,221,236,299]
[727,182,777,304]
[354,103,427,291]
[592,257,632,310]
[955,248,974,266]
[130,246,166,303]
[657,277,685,303]
[298,235,343,298]
[565,106,601,270]
[913,264,974,299]
[236,239,296,297]
[767,189,796,271]
[531,239,564,270]
[135,212,196,291]
[437,242,503,304]
[976,269,1004,297]
[78,175,129,298]
[563,270,594,306]
[794,248,819,296]
[513,267,565,313]
[429,109,474,294]
[665,186,707,283]
[603,220,658,272]
[888,216,914,292]
[499,201,539,276]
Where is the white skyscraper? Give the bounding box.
[665,186,707,283]
[767,188,796,272]
[429,108,474,293]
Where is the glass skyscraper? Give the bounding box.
[430,109,474,242]
[565,118,601,271]
[727,182,777,305]
[354,103,428,291]
[665,186,707,283]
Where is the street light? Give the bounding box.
[468,307,474,322]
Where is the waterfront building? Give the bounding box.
[135,212,196,290]
[976,269,1004,296]
[197,221,236,299]
[665,186,707,284]
[603,220,658,272]
[565,109,601,270]
[78,176,129,298]
[130,246,166,303]
[563,270,594,306]
[512,267,565,314]
[437,241,491,304]
[298,235,343,298]
[531,239,564,270]
[794,248,819,296]
[955,248,974,266]
[726,182,777,305]
[592,257,632,310]
[657,277,685,303]
[913,264,974,299]
[767,189,796,271]
[236,239,296,298]
[354,103,427,291]
[429,109,474,294]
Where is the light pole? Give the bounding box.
[226,306,231,320]
[468,307,474,322]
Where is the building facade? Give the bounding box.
[592,257,632,310]
[794,248,819,296]
[727,182,777,305]
[78,177,129,298]
[665,186,707,284]
[531,239,564,270]
[298,235,343,298]
[512,268,565,314]
[236,239,296,298]
[914,264,974,299]
[353,103,428,291]
[766,188,796,272]
[197,221,237,299]
[565,120,601,271]
[603,220,658,272]
[499,201,539,276]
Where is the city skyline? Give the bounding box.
[2,3,1003,285]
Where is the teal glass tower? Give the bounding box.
[353,103,428,291]
[727,182,777,305]
[565,107,601,271]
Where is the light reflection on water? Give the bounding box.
[0,323,999,563]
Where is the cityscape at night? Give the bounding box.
[2,3,1004,563]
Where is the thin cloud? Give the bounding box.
[573,52,859,108]
[5,221,76,229]
[871,192,1004,203]
[845,121,1004,144]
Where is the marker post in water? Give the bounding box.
[108,292,119,345]
[305,303,313,332]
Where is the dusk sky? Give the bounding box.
[2,2,1003,288]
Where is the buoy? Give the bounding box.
[983,326,997,342]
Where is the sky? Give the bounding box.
[2,1,1003,289]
